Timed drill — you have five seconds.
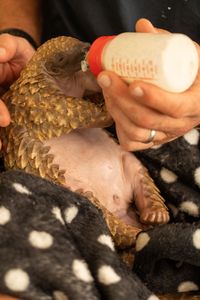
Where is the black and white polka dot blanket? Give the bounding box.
[134,128,200,295]
[0,128,200,299]
[0,169,157,300]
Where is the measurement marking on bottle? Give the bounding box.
[110,57,158,79]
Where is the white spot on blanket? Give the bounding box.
[97,234,115,251]
[136,232,150,251]
[29,230,53,249]
[180,201,199,217]
[72,259,93,282]
[13,182,32,195]
[0,206,11,225]
[193,229,200,249]
[52,206,65,225]
[64,205,78,223]
[184,129,199,145]
[4,268,30,291]
[160,168,177,183]
[194,167,200,187]
[98,265,121,285]
[147,295,160,300]
[178,281,199,292]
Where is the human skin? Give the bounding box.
[97,18,200,151]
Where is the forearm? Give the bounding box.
[0,0,42,45]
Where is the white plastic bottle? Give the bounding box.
[83,33,199,93]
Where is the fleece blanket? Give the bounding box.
[0,128,200,299]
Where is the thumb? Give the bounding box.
[135,18,158,33]
[97,70,128,96]
[135,18,169,34]
[0,34,18,63]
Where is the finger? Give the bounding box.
[129,81,200,119]
[0,34,18,63]
[0,99,10,126]
[115,124,156,151]
[125,88,198,134]
[105,95,167,143]
[0,34,34,64]
[135,18,158,33]
[135,18,170,34]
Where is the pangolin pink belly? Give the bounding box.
[45,128,143,227]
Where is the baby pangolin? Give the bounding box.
[0,36,169,249]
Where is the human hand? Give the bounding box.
[97,18,200,151]
[0,34,35,149]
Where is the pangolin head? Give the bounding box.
[32,36,90,77]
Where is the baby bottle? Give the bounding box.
[82,32,199,93]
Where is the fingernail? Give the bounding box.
[131,86,144,97]
[0,48,6,55]
[97,74,111,88]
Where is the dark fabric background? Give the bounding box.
[42,0,200,43]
